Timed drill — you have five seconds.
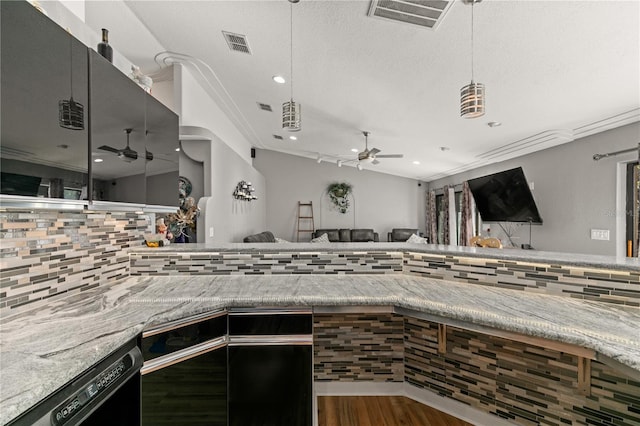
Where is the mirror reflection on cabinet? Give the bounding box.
[89,50,146,203]
[1,1,179,207]
[1,0,89,200]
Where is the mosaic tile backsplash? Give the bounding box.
[315,313,640,426]
[404,252,640,307]
[130,251,404,275]
[0,209,148,313]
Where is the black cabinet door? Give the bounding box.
[1,0,89,199]
[141,346,227,426]
[228,345,313,426]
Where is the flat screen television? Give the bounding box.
[1,172,42,197]
[467,167,543,224]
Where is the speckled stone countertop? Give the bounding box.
[1,274,639,425]
[130,242,640,272]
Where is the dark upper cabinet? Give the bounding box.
[89,49,146,203]
[0,0,179,207]
[1,0,89,199]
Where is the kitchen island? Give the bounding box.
[1,244,638,425]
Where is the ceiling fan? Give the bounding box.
[358,131,403,165]
[98,128,154,162]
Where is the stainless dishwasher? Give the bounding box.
[140,309,228,426]
[227,307,313,426]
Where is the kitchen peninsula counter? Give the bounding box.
[1,272,639,425]
[130,242,640,272]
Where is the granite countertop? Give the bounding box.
[130,242,640,272]
[1,274,640,424]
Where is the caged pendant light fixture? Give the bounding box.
[460,0,485,119]
[59,32,84,130]
[282,0,301,132]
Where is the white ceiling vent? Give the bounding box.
[368,0,453,30]
[222,31,251,54]
[257,102,273,112]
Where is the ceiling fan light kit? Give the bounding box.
[460,0,485,119]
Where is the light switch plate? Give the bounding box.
[590,229,610,241]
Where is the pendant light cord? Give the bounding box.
[69,35,74,98]
[471,1,475,82]
[290,0,294,100]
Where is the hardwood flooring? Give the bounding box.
[318,396,473,426]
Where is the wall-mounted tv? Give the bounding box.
[1,172,42,197]
[467,167,543,224]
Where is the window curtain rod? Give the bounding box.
[593,142,640,161]
[430,183,463,194]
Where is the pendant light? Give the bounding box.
[282,0,301,132]
[58,32,84,130]
[460,0,485,119]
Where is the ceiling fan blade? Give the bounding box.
[369,147,381,156]
[375,154,404,158]
[371,159,380,165]
[98,145,120,154]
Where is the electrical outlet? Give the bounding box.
[590,229,610,241]
[209,227,214,238]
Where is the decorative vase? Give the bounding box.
[97,28,113,63]
[174,233,185,243]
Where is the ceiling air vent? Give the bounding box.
[222,31,251,54]
[257,102,273,112]
[273,135,284,140]
[368,0,453,30]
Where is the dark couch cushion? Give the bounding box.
[243,231,276,243]
[388,228,419,242]
[350,229,378,242]
[313,229,340,242]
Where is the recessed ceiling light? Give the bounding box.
[289,135,297,141]
[273,75,286,84]
[175,147,180,152]
[439,146,450,152]
[487,121,502,128]
[94,158,103,163]
[412,161,420,165]
[351,148,359,153]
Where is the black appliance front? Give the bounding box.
[140,310,227,426]
[7,338,142,426]
[228,309,313,426]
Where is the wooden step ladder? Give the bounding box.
[297,201,315,242]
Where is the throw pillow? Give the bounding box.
[310,233,330,243]
[406,233,426,244]
[275,237,290,243]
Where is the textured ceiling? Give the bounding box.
[85,0,640,181]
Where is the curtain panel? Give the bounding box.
[459,181,474,246]
[426,190,437,244]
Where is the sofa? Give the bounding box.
[243,231,276,243]
[313,228,379,242]
[387,228,420,242]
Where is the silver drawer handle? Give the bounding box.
[228,335,313,346]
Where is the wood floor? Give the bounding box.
[318,396,473,426]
